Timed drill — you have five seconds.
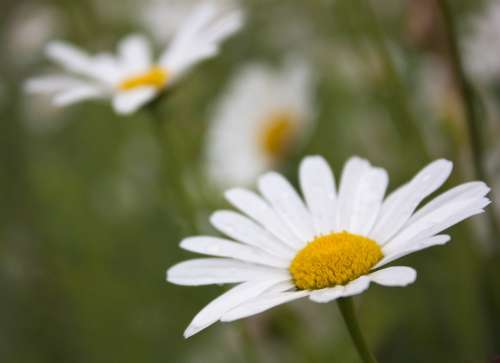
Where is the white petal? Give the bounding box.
[299,156,337,235]
[336,157,370,231]
[225,188,302,250]
[309,286,344,303]
[375,234,450,268]
[184,278,288,338]
[369,266,417,286]
[166,258,288,286]
[24,75,86,93]
[170,2,217,51]
[118,34,152,73]
[180,236,289,268]
[53,85,104,106]
[187,11,244,69]
[160,3,243,81]
[90,53,122,85]
[210,211,294,259]
[383,197,489,255]
[202,9,244,45]
[159,2,217,70]
[112,87,157,115]
[258,172,315,244]
[264,280,296,293]
[405,182,490,226]
[370,159,453,244]
[339,276,371,297]
[46,41,93,75]
[221,290,309,322]
[349,166,389,236]
[309,276,371,303]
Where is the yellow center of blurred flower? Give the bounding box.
[259,112,297,160]
[118,66,169,91]
[289,232,383,290]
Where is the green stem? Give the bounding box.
[337,298,379,363]
[146,97,197,234]
[436,0,500,250]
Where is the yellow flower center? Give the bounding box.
[118,66,169,91]
[259,112,297,160]
[290,232,383,290]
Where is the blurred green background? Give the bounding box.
[1,0,500,362]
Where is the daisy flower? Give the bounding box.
[167,155,490,338]
[25,2,244,115]
[204,59,315,190]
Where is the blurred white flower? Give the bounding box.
[5,4,61,66]
[25,2,244,115]
[167,155,490,337]
[464,2,500,84]
[204,59,315,190]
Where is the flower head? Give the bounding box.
[167,155,490,338]
[204,58,315,189]
[25,1,244,115]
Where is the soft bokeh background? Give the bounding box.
[1,0,500,362]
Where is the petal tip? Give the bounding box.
[183,325,200,339]
[436,158,454,171]
[224,188,241,201]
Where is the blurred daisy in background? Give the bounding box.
[25,1,244,115]
[464,2,500,85]
[168,155,490,337]
[5,3,61,68]
[3,4,65,132]
[204,58,315,190]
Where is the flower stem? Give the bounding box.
[436,0,500,250]
[146,95,197,234]
[337,298,379,363]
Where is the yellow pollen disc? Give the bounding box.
[259,112,297,160]
[118,66,169,91]
[289,232,383,290]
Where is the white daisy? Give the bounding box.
[6,3,61,67]
[204,58,315,190]
[25,1,244,115]
[464,2,500,84]
[167,155,490,338]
